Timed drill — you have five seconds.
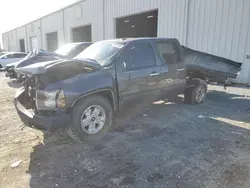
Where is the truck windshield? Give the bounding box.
[75,41,124,66]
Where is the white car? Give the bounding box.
[0,52,27,68]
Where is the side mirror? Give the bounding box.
[2,56,7,59]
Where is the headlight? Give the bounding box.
[36,89,66,110]
[56,90,66,108]
[44,91,57,108]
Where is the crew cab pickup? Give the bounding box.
[14,38,241,142]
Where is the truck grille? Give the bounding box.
[23,76,36,104]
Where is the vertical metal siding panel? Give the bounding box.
[177,0,181,42]
[181,0,188,45]
[224,0,237,59]
[179,0,185,44]
[158,0,164,37]
[105,0,109,39]
[109,0,113,39]
[194,0,201,49]
[177,0,182,41]
[212,0,223,56]
[173,0,177,39]
[191,0,198,49]
[235,0,246,61]
[245,23,250,84]
[237,0,250,62]
[197,0,206,51]
[232,0,244,61]
[207,0,217,54]
[170,0,174,38]
[202,0,212,53]
[168,0,173,37]
[187,0,194,49]
[106,0,109,39]
[175,0,180,41]
[106,0,111,39]
[180,0,185,44]
[218,0,229,58]
[179,0,184,44]
[237,25,250,84]
[163,0,168,37]
[164,0,168,37]
[140,0,145,11]
[111,0,115,38]
[161,0,166,37]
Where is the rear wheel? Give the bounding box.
[67,95,113,143]
[184,78,207,104]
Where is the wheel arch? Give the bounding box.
[187,77,207,88]
[69,88,117,112]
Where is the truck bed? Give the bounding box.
[182,46,242,83]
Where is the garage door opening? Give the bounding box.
[72,25,92,42]
[19,39,25,52]
[116,10,158,38]
[46,32,58,52]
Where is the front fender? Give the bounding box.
[45,69,118,110]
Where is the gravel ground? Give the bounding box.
[1,72,250,188]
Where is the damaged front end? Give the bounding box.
[5,66,17,78]
[14,76,70,131]
[14,59,100,131]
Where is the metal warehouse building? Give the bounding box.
[2,0,250,84]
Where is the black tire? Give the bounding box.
[184,78,207,105]
[67,95,113,143]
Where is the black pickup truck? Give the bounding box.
[14,38,241,142]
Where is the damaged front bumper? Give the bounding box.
[14,88,70,131]
[5,66,17,78]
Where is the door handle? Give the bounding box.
[177,68,185,71]
[150,72,160,77]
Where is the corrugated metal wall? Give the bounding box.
[26,20,42,51]
[2,0,250,82]
[187,0,250,63]
[63,0,104,43]
[8,30,18,52]
[104,0,188,44]
[16,26,27,52]
[4,0,249,59]
[41,11,64,49]
[2,33,9,51]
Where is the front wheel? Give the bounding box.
[184,79,207,104]
[67,95,113,143]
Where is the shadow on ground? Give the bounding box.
[28,88,250,188]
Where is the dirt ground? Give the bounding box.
[1,72,250,188]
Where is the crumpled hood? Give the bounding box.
[15,59,102,75]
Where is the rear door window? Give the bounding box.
[123,42,156,70]
[156,42,180,65]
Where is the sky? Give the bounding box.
[0,0,79,47]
